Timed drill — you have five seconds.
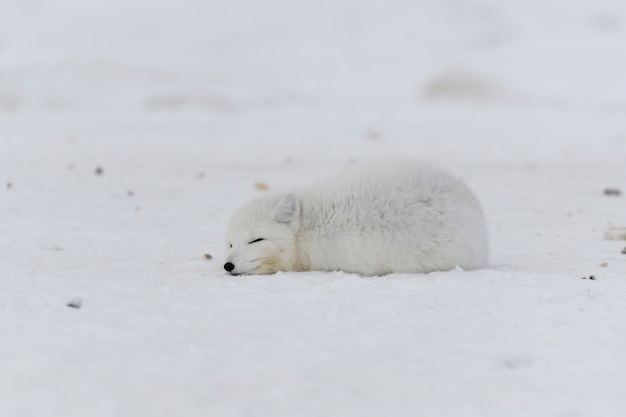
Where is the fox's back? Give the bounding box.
[295,161,488,274]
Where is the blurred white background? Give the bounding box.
[1,0,625,119]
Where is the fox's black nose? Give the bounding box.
[224,262,235,272]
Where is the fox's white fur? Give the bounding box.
[224,161,488,276]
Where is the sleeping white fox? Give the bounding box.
[224,161,488,276]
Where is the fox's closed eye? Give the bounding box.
[249,238,264,244]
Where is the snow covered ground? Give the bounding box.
[1,0,626,416]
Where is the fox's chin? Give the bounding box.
[227,268,277,276]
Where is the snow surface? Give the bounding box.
[1,0,626,416]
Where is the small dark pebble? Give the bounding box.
[6,182,12,189]
[127,190,134,197]
[603,188,621,196]
[66,298,82,309]
[589,275,596,280]
[204,253,213,260]
[95,166,104,175]
[622,246,626,254]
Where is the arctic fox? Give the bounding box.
[224,161,488,276]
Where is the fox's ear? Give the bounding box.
[272,194,300,223]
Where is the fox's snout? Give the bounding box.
[224,262,235,272]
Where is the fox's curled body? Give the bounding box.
[224,161,488,276]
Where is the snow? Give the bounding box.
[1,0,626,416]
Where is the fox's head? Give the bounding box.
[224,194,300,275]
